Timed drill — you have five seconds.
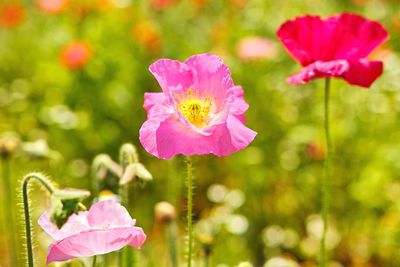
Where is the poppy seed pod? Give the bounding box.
[154,201,177,224]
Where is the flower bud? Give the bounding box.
[49,188,90,228]
[154,201,177,224]
[93,154,123,180]
[119,163,152,185]
[0,135,19,159]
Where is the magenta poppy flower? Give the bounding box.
[38,199,146,263]
[139,53,257,159]
[277,13,388,87]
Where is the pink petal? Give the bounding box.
[287,59,383,88]
[87,199,134,228]
[143,92,166,114]
[229,86,249,122]
[139,104,174,158]
[149,59,194,96]
[185,53,234,105]
[38,211,90,241]
[142,114,256,159]
[225,115,257,154]
[46,227,146,263]
[277,13,388,65]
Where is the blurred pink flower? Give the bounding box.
[277,13,388,87]
[60,41,92,70]
[36,0,67,14]
[150,0,178,10]
[139,53,257,159]
[0,3,25,28]
[38,199,146,264]
[236,36,278,62]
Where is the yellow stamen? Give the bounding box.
[177,89,213,127]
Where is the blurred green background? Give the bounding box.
[1,0,400,266]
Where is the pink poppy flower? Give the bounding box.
[277,13,388,87]
[139,53,257,159]
[38,199,146,263]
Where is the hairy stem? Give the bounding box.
[186,156,194,267]
[22,173,56,267]
[1,158,17,266]
[320,78,332,267]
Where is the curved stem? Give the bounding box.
[186,156,194,267]
[320,78,332,267]
[22,173,56,267]
[119,143,139,170]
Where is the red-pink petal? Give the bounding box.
[277,13,388,65]
[287,59,383,88]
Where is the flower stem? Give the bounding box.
[168,222,179,267]
[22,173,56,267]
[92,255,97,267]
[320,78,332,267]
[118,144,139,267]
[186,156,194,267]
[1,158,17,266]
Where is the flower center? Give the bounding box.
[177,89,213,127]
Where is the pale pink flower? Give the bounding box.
[36,0,67,14]
[139,53,257,159]
[38,199,146,263]
[237,37,278,61]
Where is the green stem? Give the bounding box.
[1,158,17,266]
[118,144,139,267]
[92,255,97,267]
[319,78,332,267]
[22,173,56,267]
[186,156,194,267]
[168,222,178,267]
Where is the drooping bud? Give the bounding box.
[49,188,90,228]
[120,163,152,185]
[154,201,177,224]
[92,154,123,180]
